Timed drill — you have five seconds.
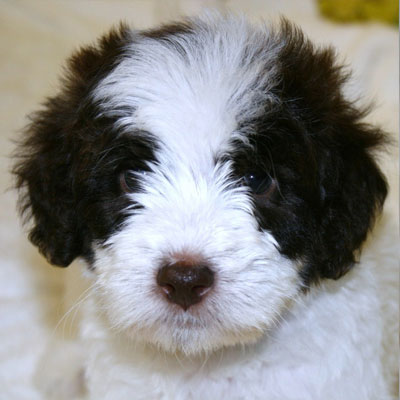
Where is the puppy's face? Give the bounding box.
[14,17,387,354]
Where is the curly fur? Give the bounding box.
[13,14,394,400]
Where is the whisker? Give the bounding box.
[52,282,97,340]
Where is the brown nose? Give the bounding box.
[157,262,214,311]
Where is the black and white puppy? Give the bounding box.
[14,14,394,400]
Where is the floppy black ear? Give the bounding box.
[13,24,131,267]
[14,101,83,267]
[309,119,388,282]
[275,20,388,284]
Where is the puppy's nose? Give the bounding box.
[157,262,214,311]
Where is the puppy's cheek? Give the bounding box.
[90,242,162,318]
[215,234,301,326]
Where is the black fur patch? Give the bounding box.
[233,21,387,286]
[13,24,157,267]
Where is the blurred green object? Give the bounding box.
[317,0,399,25]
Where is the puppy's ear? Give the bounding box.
[14,101,83,267]
[312,118,388,282]
[277,20,388,283]
[13,24,131,267]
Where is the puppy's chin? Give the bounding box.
[115,317,266,356]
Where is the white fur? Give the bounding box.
[71,228,396,400]
[91,15,299,356]
[94,14,280,151]
[37,15,397,400]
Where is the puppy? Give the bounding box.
[13,14,396,400]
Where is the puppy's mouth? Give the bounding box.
[126,313,266,356]
[157,298,214,326]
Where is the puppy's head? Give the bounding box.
[14,16,387,354]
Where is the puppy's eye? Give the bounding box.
[119,169,147,193]
[243,172,274,196]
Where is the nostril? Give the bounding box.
[159,283,175,298]
[156,262,214,310]
[192,285,211,297]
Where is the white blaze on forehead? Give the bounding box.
[93,15,280,163]
[89,17,303,354]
